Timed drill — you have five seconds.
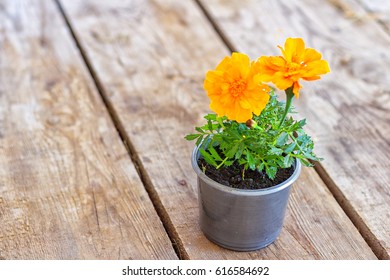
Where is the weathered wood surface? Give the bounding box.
[60,0,377,259]
[197,0,390,259]
[354,0,390,32]
[0,0,177,259]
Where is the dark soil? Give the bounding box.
[198,158,294,190]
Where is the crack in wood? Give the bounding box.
[314,163,389,260]
[53,0,188,260]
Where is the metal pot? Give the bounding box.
[191,146,302,251]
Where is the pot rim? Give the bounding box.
[191,145,302,196]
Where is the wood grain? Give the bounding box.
[350,0,390,33]
[59,0,377,259]
[0,0,177,259]
[197,0,390,259]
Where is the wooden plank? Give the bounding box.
[197,0,390,259]
[59,0,377,259]
[329,0,390,33]
[357,0,390,32]
[0,0,177,260]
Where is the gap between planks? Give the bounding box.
[193,0,387,260]
[54,0,189,260]
[314,164,389,260]
[194,0,238,53]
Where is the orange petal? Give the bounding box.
[267,56,286,69]
[215,56,231,71]
[272,72,294,90]
[277,45,287,59]
[283,38,305,62]
[255,56,286,82]
[292,81,302,98]
[250,73,263,87]
[232,52,251,77]
[239,98,251,109]
[302,76,320,81]
[252,94,270,116]
[303,48,322,63]
[303,60,330,78]
[232,52,250,65]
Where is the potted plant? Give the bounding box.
[185,38,330,251]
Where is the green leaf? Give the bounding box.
[199,149,217,167]
[276,132,288,146]
[269,147,283,156]
[217,117,225,127]
[284,142,296,153]
[225,142,240,158]
[246,151,256,170]
[257,162,265,172]
[211,123,220,131]
[299,158,313,167]
[204,114,217,121]
[195,127,205,133]
[283,154,293,167]
[266,166,277,180]
[195,135,203,146]
[207,120,213,131]
[238,158,247,166]
[184,134,201,141]
[209,146,223,162]
[235,144,245,160]
[298,119,306,128]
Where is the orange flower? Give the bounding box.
[204,53,270,123]
[255,38,330,98]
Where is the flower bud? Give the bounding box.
[246,119,257,128]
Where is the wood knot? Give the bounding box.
[339,55,351,66]
[177,179,187,186]
[46,111,76,127]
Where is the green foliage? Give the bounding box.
[185,93,322,180]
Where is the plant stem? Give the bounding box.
[216,156,229,169]
[278,86,295,129]
[288,132,304,153]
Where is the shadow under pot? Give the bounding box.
[191,146,302,251]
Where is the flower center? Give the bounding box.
[229,80,247,97]
[286,62,301,72]
[284,62,307,78]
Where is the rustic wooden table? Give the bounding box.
[0,0,389,260]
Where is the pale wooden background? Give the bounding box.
[0,0,388,259]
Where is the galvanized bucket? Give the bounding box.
[192,146,301,251]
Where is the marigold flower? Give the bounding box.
[204,53,270,123]
[255,38,330,97]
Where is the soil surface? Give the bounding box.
[198,158,294,190]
